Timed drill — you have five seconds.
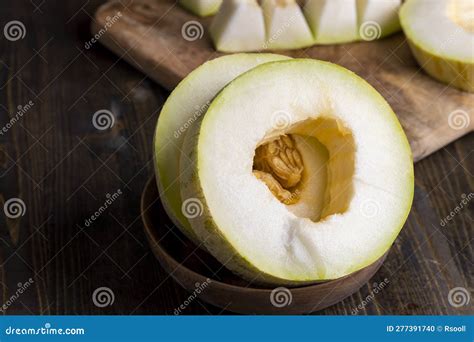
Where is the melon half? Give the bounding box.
[400,0,474,92]
[154,53,290,243]
[179,59,414,284]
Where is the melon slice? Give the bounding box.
[400,0,474,92]
[304,0,358,44]
[210,0,266,52]
[179,0,222,17]
[154,53,290,243]
[261,0,314,49]
[180,59,414,284]
[357,0,401,39]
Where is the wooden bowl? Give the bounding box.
[141,177,387,314]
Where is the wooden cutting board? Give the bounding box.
[92,0,473,161]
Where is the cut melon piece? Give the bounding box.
[210,0,266,52]
[304,0,358,44]
[179,0,222,17]
[154,53,290,243]
[357,0,401,40]
[180,59,414,284]
[261,0,314,49]
[400,0,474,92]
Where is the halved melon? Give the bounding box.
[180,59,414,284]
[179,0,222,17]
[400,0,474,92]
[154,53,290,243]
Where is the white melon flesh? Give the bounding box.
[181,59,414,284]
[304,0,358,44]
[210,0,265,52]
[179,0,222,17]
[154,54,290,243]
[262,0,314,49]
[400,0,474,92]
[357,0,401,39]
[285,135,328,221]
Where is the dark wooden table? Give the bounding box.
[0,0,472,315]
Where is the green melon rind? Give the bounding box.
[405,37,474,92]
[153,124,201,245]
[181,59,414,284]
[381,21,401,39]
[264,31,315,50]
[314,34,358,45]
[399,2,474,92]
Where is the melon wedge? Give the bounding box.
[210,0,266,52]
[179,0,222,17]
[400,0,474,92]
[304,0,358,44]
[180,59,414,284]
[262,0,314,49]
[154,54,290,243]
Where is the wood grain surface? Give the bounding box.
[0,0,472,315]
[93,0,474,162]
